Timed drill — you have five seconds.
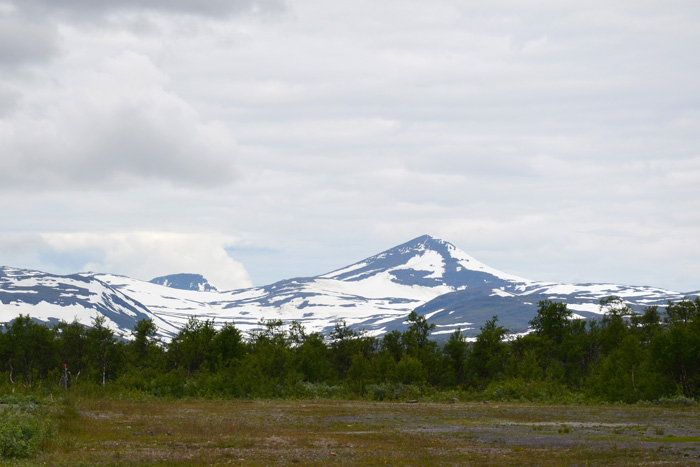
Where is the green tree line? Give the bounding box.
[1,297,699,403]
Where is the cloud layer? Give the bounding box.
[1,232,252,290]
[1,0,699,291]
[18,0,287,19]
[0,50,238,189]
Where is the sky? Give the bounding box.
[1,0,699,292]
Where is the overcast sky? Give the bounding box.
[1,0,699,292]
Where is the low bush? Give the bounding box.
[294,381,346,399]
[476,378,581,403]
[655,395,697,407]
[365,383,424,401]
[0,401,53,459]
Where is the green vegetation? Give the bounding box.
[0,394,53,459]
[1,295,700,462]
[1,297,700,405]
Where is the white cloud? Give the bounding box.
[0,51,238,190]
[0,7,59,68]
[17,0,287,20]
[38,232,252,290]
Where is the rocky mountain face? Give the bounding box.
[0,235,695,341]
[150,273,217,292]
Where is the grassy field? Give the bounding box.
[10,398,700,466]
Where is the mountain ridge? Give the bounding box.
[1,235,697,341]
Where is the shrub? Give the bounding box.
[294,381,346,399]
[0,394,39,406]
[364,383,423,401]
[479,378,578,403]
[655,395,697,407]
[0,405,53,459]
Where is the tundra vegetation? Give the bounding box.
[1,297,700,463]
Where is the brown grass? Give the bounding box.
[13,399,700,466]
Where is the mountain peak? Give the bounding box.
[398,234,445,248]
[320,235,522,289]
[149,273,217,292]
[408,233,439,243]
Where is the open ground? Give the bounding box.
[13,399,700,466]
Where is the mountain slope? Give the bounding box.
[0,236,696,340]
[0,267,174,337]
[150,273,217,292]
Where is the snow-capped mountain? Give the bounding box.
[0,235,696,341]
